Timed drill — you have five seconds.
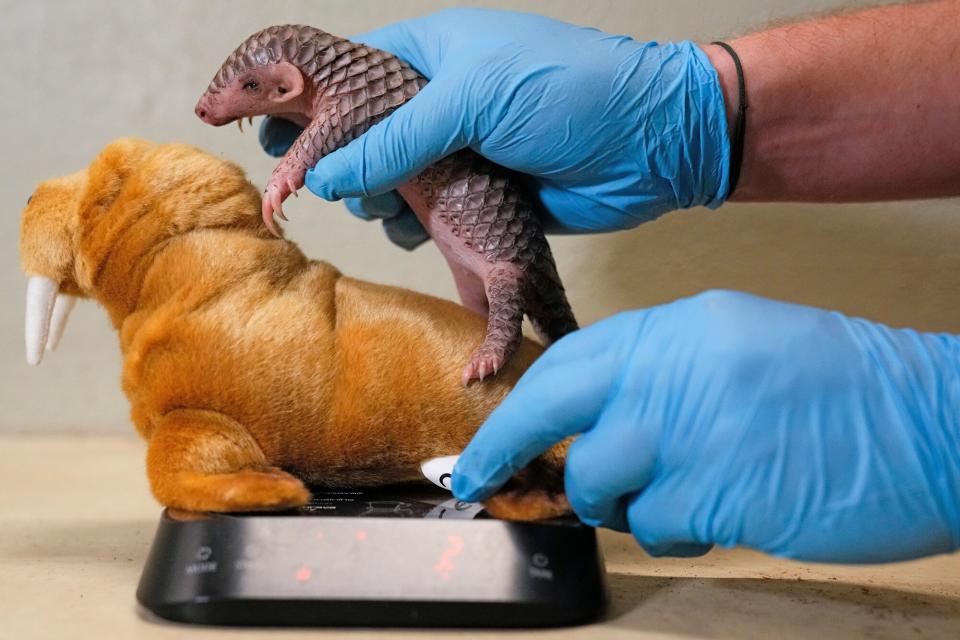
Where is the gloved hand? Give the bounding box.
[260,8,731,240]
[452,290,960,563]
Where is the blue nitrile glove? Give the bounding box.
[452,290,960,563]
[300,8,730,233]
[259,116,430,250]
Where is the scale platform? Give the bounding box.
[136,484,607,627]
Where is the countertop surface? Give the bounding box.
[1,434,958,639]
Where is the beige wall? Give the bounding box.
[2,0,956,431]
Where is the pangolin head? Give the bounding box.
[195,25,346,127]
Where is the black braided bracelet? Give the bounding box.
[711,41,747,199]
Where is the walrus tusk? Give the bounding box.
[25,276,58,365]
[46,293,77,352]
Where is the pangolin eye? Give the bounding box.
[243,80,259,91]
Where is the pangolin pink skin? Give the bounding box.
[196,25,578,383]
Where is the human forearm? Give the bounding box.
[703,0,960,202]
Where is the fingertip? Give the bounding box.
[382,210,430,250]
[259,116,303,158]
[451,458,496,502]
[451,439,528,502]
[343,191,408,220]
[450,475,486,503]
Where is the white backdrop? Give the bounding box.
[3,0,956,431]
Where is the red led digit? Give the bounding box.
[433,534,465,581]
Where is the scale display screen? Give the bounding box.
[137,484,606,627]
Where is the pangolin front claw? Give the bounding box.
[261,169,304,234]
[275,193,289,221]
[270,189,286,226]
[261,188,284,238]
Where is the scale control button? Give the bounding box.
[185,545,218,575]
[234,543,264,571]
[528,552,554,580]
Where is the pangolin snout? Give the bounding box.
[194,99,216,124]
[194,96,229,126]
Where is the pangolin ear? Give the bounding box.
[268,61,305,104]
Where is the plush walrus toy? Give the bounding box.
[19,138,569,520]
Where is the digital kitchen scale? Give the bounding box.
[137,484,607,627]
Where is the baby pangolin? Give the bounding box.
[195,25,578,384]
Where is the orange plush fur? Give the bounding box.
[19,138,569,519]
